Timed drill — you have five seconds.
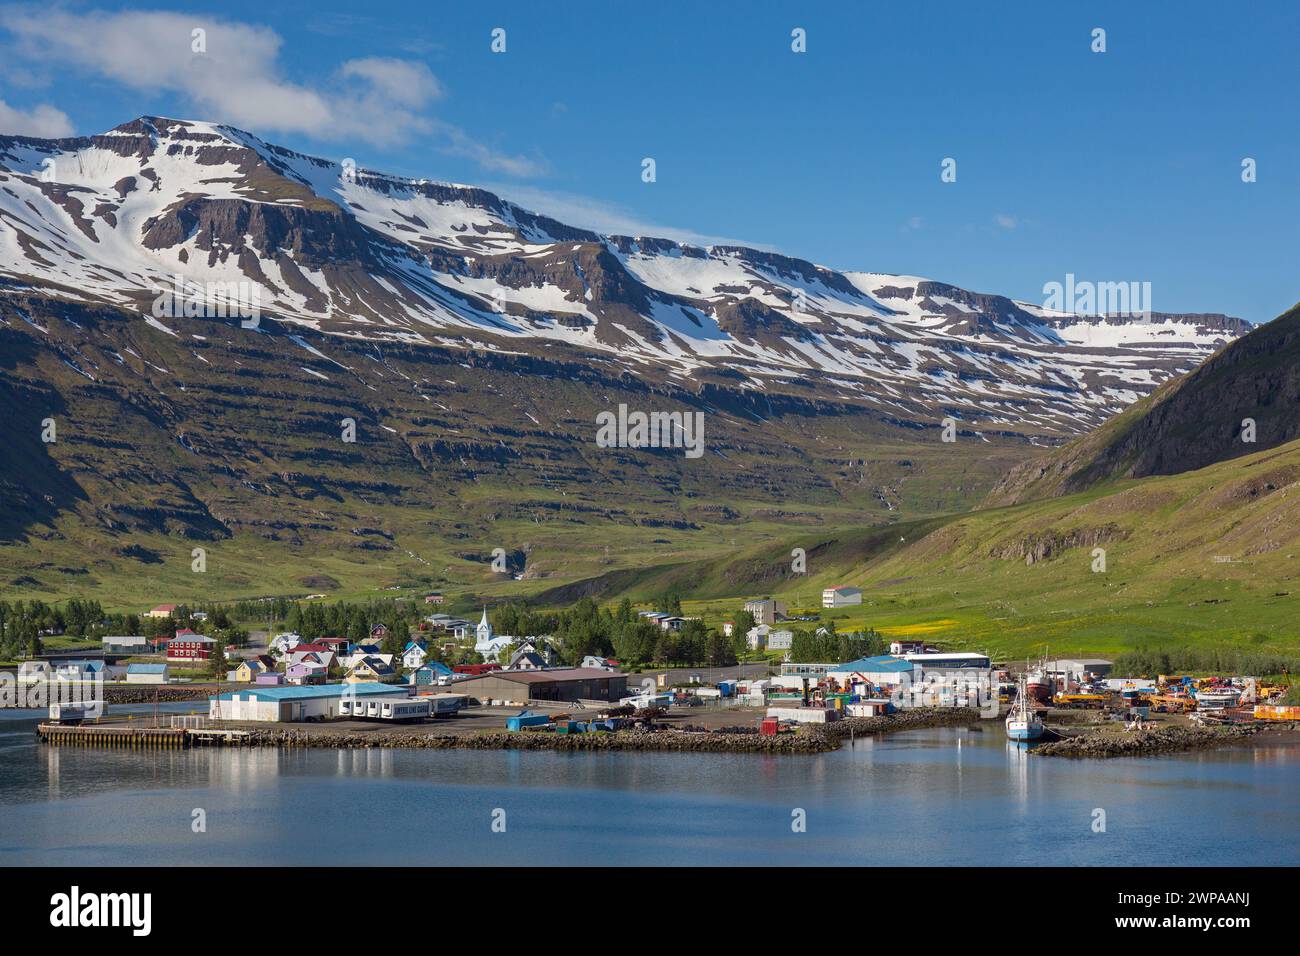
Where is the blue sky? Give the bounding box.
[1,0,1296,322]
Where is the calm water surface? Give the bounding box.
[2,706,1297,865]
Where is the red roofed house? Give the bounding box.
[146,604,178,619]
[289,643,330,656]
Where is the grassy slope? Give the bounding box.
[547,439,1300,661]
[1,298,1029,611]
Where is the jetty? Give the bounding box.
[36,721,252,749]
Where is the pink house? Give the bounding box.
[286,661,327,685]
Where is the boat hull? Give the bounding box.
[1005,721,1044,741]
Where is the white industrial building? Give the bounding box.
[828,655,916,691]
[209,682,408,722]
[903,652,992,677]
[821,586,862,608]
[102,635,150,654]
[1045,658,1114,687]
[903,653,994,708]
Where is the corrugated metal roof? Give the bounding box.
[211,682,406,702]
[127,663,168,674]
[831,655,913,673]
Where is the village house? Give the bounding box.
[507,649,547,670]
[167,630,215,662]
[744,599,788,626]
[346,656,396,683]
[269,633,301,658]
[126,663,170,684]
[424,593,445,605]
[17,661,50,683]
[285,659,328,685]
[402,640,429,670]
[145,604,178,619]
[768,629,794,651]
[288,649,335,675]
[511,637,559,665]
[53,660,111,683]
[581,655,619,671]
[426,614,472,639]
[409,661,455,686]
[230,658,275,683]
[889,640,933,656]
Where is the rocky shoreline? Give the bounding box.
[104,685,212,704]
[1032,723,1264,758]
[236,708,985,755]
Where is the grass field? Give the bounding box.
[9,404,1300,667]
[567,439,1300,662]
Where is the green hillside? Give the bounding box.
[542,438,1300,662]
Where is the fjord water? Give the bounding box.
[2,706,1296,866]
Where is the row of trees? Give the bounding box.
[788,625,886,664]
[1113,646,1298,680]
[485,597,738,668]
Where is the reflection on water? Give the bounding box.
[1,708,1296,866]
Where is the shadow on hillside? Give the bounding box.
[0,327,90,542]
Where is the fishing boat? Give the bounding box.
[1025,664,1051,702]
[1194,686,1242,712]
[1006,674,1045,741]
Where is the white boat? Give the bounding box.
[1195,687,1241,711]
[1006,674,1045,741]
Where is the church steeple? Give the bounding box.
[476,607,492,644]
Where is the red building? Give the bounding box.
[453,663,501,676]
[167,630,215,662]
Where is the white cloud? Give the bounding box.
[439,125,545,178]
[993,213,1018,230]
[0,97,73,137]
[339,56,444,110]
[0,6,537,173]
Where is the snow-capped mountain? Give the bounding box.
[1,116,1247,436]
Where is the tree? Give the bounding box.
[208,639,227,679]
[707,629,738,666]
